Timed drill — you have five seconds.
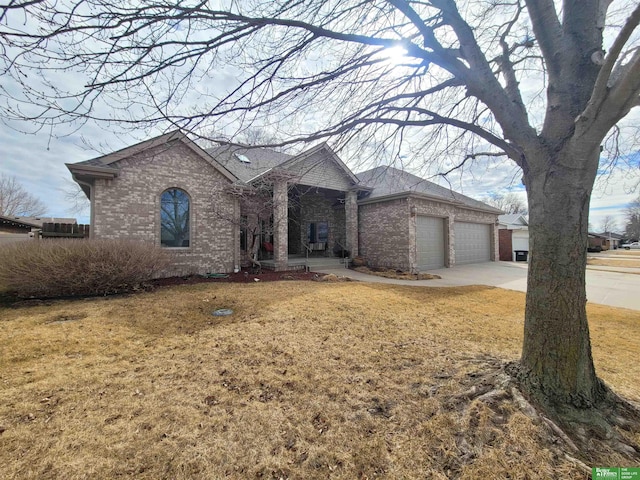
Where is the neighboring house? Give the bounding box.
[498,214,529,261]
[67,131,501,275]
[588,231,623,251]
[597,231,622,250]
[0,215,40,245]
[588,232,607,251]
[11,216,77,227]
[0,216,81,246]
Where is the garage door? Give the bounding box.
[454,222,491,265]
[512,231,529,252]
[416,216,445,270]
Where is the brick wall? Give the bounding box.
[358,198,411,270]
[92,141,237,276]
[359,195,499,271]
[499,229,513,261]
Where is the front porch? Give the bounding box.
[241,181,360,272]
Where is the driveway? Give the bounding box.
[315,262,640,311]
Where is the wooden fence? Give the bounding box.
[41,223,90,239]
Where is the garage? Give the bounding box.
[454,222,491,265]
[511,230,529,260]
[416,216,445,270]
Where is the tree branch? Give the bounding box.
[523,0,563,78]
[580,2,640,133]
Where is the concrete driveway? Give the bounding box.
[315,262,640,311]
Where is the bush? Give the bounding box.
[0,239,170,298]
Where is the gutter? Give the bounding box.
[358,191,501,215]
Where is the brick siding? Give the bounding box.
[92,141,237,276]
[358,198,411,270]
[359,195,499,271]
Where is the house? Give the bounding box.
[67,131,501,275]
[588,231,622,251]
[0,215,40,245]
[597,231,622,250]
[0,216,81,246]
[498,214,529,261]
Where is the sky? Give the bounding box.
[1,2,639,232]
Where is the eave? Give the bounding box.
[359,191,502,215]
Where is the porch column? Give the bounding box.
[446,215,455,267]
[345,189,358,257]
[273,178,288,271]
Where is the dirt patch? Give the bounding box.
[354,266,442,280]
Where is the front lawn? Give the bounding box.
[1,282,638,478]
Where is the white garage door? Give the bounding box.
[454,222,491,265]
[416,216,445,270]
[512,230,529,252]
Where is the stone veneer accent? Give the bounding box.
[92,141,237,276]
[359,195,498,271]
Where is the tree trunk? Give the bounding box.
[521,145,605,409]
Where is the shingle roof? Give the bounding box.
[357,166,502,213]
[205,145,293,183]
[498,213,528,226]
[14,217,77,227]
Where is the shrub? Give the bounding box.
[0,239,170,298]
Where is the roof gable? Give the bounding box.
[498,214,528,226]
[276,144,359,190]
[207,142,362,191]
[69,130,237,183]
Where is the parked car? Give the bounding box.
[621,242,640,250]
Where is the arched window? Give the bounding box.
[161,188,190,247]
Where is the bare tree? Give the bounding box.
[2,0,640,452]
[0,173,47,217]
[483,193,528,215]
[599,214,618,233]
[625,196,640,240]
[62,178,90,216]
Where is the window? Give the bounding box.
[307,221,328,243]
[161,188,190,247]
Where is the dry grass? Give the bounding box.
[588,258,640,268]
[1,282,639,479]
[607,250,640,257]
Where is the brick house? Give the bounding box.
[67,131,501,275]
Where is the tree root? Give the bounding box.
[445,356,640,465]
